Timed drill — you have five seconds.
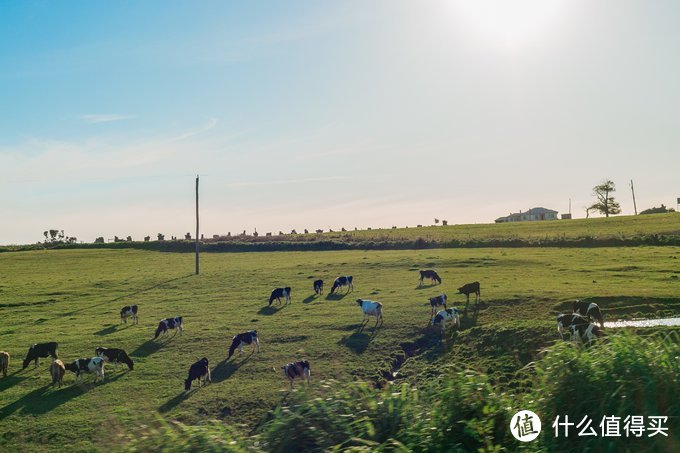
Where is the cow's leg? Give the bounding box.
[256,338,261,353]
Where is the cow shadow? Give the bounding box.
[302,295,317,304]
[131,337,174,357]
[461,303,480,329]
[211,354,252,383]
[0,373,125,419]
[159,392,190,413]
[0,373,28,392]
[415,283,440,290]
[94,324,123,336]
[257,305,286,316]
[325,292,350,301]
[338,332,373,354]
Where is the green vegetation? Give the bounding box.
[122,333,680,452]
[1,244,678,451]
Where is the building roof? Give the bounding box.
[495,207,559,222]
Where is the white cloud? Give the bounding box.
[79,114,137,124]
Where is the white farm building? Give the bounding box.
[495,207,559,223]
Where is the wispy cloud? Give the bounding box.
[168,118,218,142]
[79,114,137,124]
[225,175,350,188]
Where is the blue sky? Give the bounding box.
[1,1,679,244]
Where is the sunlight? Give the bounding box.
[449,0,571,49]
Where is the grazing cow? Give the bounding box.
[95,347,134,371]
[154,317,183,339]
[313,279,324,295]
[457,282,481,305]
[269,287,292,306]
[50,359,66,387]
[120,305,139,324]
[330,276,353,294]
[556,313,590,340]
[432,308,460,332]
[419,270,442,285]
[184,357,211,392]
[573,300,604,328]
[22,342,58,369]
[281,360,311,389]
[569,322,604,344]
[227,331,260,359]
[65,357,105,383]
[356,299,384,327]
[0,351,9,377]
[428,293,448,317]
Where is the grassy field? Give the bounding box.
[0,246,679,451]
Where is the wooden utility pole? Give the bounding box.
[195,175,200,275]
[630,180,638,215]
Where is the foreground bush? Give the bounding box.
[119,332,679,452]
[531,331,680,452]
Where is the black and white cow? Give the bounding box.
[556,313,590,340]
[154,316,183,339]
[356,299,383,327]
[281,360,311,389]
[330,276,353,294]
[457,281,481,305]
[227,331,260,359]
[428,293,447,317]
[184,357,211,392]
[269,287,291,306]
[313,279,324,295]
[573,300,604,328]
[432,308,460,332]
[569,322,604,344]
[65,357,105,383]
[120,305,138,324]
[22,342,58,369]
[419,270,442,285]
[95,347,134,371]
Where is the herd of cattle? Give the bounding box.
[0,271,605,393]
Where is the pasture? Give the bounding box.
[0,246,679,451]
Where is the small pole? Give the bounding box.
[630,180,638,215]
[195,175,200,275]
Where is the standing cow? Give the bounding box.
[573,300,604,328]
[227,331,260,359]
[330,276,353,294]
[313,279,324,295]
[419,270,441,285]
[457,282,480,307]
[269,287,291,306]
[22,342,58,369]
[154,317,184,339]
[65,357,105,383]
[120,305,139,324]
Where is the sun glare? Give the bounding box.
[450,0,570,48]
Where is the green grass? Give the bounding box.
[0,246,678,451]
[308,212,680,242]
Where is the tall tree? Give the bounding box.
[589,179,621,217]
